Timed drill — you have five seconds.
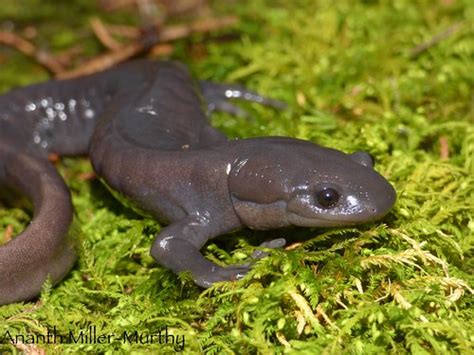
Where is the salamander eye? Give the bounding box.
[315,187,340,208]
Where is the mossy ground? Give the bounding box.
[0,0,473,353]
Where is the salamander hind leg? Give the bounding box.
[199,81,286,117]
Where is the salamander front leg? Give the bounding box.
[199,81,286,117]
[151,214,249,288]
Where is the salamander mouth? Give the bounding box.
[287,201,393,227]
[287,212,362,227]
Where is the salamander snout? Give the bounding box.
[285,147,397,227]
[358,178,396,220]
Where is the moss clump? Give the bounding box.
[1,0,473,353]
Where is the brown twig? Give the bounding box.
[56,42,144,79]
[78,171,97,181]
[2,225,14,243]
[98,14,236,42]
[157,15,237,41]
[439,136,449,160]
[90,17,122,51]
[0,31,65,74]
[57,15,237,79]
[54,46,84,66]
[48,153,60,164]
[409,21,464,58]
[150,43,174,56]
[105,24,141,38]
[285,242,303,251]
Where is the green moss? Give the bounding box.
[1,0,473,353]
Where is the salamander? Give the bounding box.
[0,60,396,305]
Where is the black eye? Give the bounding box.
[316,187,340,208]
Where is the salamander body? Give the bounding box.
[0,60,396,305]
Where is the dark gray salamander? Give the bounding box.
[0,60,396,305]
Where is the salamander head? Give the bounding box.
[228,138,396,229]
